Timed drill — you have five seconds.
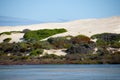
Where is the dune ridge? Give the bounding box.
[0,16,120,43]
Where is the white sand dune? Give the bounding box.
[43,49,67,56]
[0,16,120,43]
[0,33,24,43]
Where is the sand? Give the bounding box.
[0,33,24,43]
[43,49,67,56]
[0,16,120,43]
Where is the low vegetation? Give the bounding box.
[3,38,12,43]
[91,33,120,48]
[0,32,11,35]
[23,28,67,41]
[0,31,21,36]
[22,29,31,33]
[30,49,43,56]
[0,32,120,64]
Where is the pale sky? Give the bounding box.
[0,0,120,22]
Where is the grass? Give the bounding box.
[23,28,67,41]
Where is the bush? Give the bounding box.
[30,49,43,56]
[24,28,67,41]
[91,33,120,43]
[110,41,120,48]
[101,52,120,64]
[66,42,96,54]
[96,48,109,55]
[71,35,90,44]
[42,53,59,59]
[47,36,72,49]
[39,41,54,49]
[22,29,31,33]
[0,43,13,53]
[0,32,11,35]
[18,42,28,52]
[3,38,12,43]
[96,39,108,47]
[91,33,120,48]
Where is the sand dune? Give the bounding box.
[43,49,67,56]
[0,16,120,43]
[0,33,24,43]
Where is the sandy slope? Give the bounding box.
[0,33,24,43]
[43,49,67,56]
[0,16,120,43]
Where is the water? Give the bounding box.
[0,64,120,80]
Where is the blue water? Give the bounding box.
[0,64,120,80]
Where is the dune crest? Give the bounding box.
[0,16,120,43]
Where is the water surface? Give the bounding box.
[0,64,120,80]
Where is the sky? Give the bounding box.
[0,0,120,22]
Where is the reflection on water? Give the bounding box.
[0,64,120,80]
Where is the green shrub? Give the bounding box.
[0,31,22,36]
[91,33,120,42]
[23,28,67,41]
[0,32,11,35]
[66,42,96,54]
[111,41,120,48]
[30,49,43,56]
[22,29,31,33]
[96,39,108,47]
[47,37,71,48]
[71,35,90,44]
[42,53,59,59]
[18,42,28,52]
[91,33,120,47]
[39,41,54,49]
[3,38,12,43]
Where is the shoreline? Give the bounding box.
[0,60,119,65]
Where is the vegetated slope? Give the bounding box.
[24,28,67,41]
[0,33,120,64]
